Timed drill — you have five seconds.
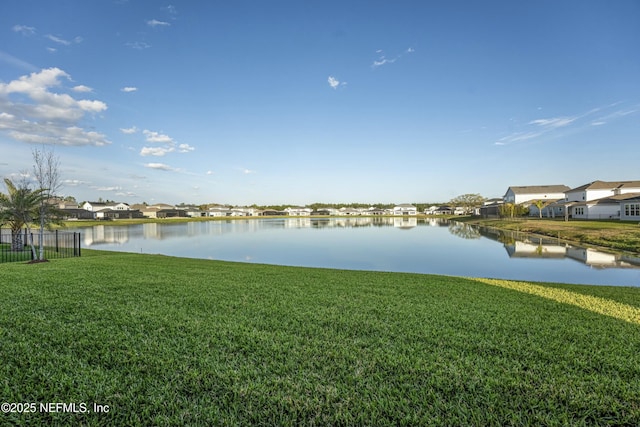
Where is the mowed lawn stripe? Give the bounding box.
[472,277,640,325]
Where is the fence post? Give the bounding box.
[55,229,59,253]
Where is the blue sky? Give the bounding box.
[1,1,639,206]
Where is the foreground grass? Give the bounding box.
[1,252,639,426]
[462,217,640,254]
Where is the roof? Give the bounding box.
[572,192,640,206]
[567,180,640,192]
[506,185,570,195]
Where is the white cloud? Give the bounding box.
[178,143,195,153]
[72,85,93,92]
[145,162,176,171]
[94,186,123,192]
[143,129,173,144]
[242,168,256,174]
[372,57,396,68]
[46,34,82,46]
[121,86,138,93]
[62,179,89,186]
[120,126,138,134]
[529,117,576,128]
[0,68,110,146]
[328,76,344,89]
[13,25,36,36]
[147,19,170,27]
[206,170,214,175]
[140,146,174,156]
[126,41,151,50]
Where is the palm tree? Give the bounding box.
[0,178,44,254]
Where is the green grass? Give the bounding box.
[1,252,639,426]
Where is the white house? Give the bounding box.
[284,207,312,216]
[503,185,570,205]
[565,181,640,220]
[393,204,417,216]
[565,180,640,202]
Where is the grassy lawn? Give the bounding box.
[1,251,639,426]
[462,217,640,254]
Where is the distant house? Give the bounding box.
[284,207,313,216]
[59,208,95,220]
[424,206,439,215]
[503,185,570,205]
[434,206,453,215]
[393,204,417,216]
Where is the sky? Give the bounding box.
[1,1,639,206]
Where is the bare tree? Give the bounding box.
[32,147,62,261]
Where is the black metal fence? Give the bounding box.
[0,229,81,263]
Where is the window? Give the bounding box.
[574,207,585,215]
[625,203,640,217]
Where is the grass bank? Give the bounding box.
[461,217,640,254]
[1,252,639,426]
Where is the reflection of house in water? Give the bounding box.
[565,248,640,269]
[394,217,417,229]
[477,225,640,270]
[504,240,567,259]
[82,225,130,246]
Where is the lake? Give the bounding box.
[68,217,640,287]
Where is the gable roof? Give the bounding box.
[506,185,570,195]
[567,180,640,192]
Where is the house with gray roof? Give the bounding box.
[503,185,570,205]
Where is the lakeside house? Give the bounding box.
[505,180,640,221]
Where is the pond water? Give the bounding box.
[68,217,640,287]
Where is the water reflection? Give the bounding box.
[476,226,640,269]
[67,218,640,286]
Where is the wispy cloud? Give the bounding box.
[145,162,177,172]
[0,51,38,72]
[12,25,36,36]
[72,85,93,93]
[372,47,414,69]
[126,41,151,50]
[120,126,138,134]
[121,86,138,93]
[147,19,170,27]
[0,67,110,146]
[528,117,576,129]
[495,102,638,146]
[46,34,83,46]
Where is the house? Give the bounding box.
[424,206,439,215]
[565,180,640,202]
[208,206,232,217]
[284,207,313,216]
[59,208,96,220]
[503,185,570,205]
[479,200,503,218]
[620,194,640,221]
[565,181,640,220]
[434,206,453,215]
[393,204,417,216]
